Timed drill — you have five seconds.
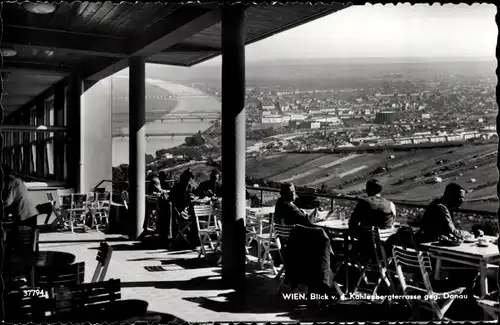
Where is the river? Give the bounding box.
[112,76,220,166]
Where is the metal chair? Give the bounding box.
[273,224,295,292]
[91,242,113,283]
[68,194,89,233]
[392,246,466,320]
[193,204,219,259]
[352,227,395,296]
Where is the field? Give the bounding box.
[245,143,499,212]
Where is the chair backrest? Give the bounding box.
[193,204,215,231]
[57,190,74,208]
[398,226,419,250]
[96,192,111,202]
[92,242,113,283]
[37,262,85,289]
[57,189,74,207]
[70,194,88,209]
[357,227,388,266]
[95,192,111,210]
[52,279,121,316]
[9,226,39,254]
[392,246,433,295]
[274,224,295,241]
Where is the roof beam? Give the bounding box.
[2,59,72,76]
[2,25,131,58]
[160,42,220,53]
[83,6,221,81]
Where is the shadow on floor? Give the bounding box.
[40,236,130,244]
[121,275,227,291]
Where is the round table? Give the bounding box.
[36,251,76,268]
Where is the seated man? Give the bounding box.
[158,171,173,191]
[348,179,396,233]
[195,169,222,198]
[169,169,196,216]
[2,164,38,229]
[148,177,167,196]
[274,183,315,227]
[416,182,470,243]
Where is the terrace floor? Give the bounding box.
[38,229,492,323]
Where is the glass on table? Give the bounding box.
[339,212,346,224]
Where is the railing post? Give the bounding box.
[330,198,334,211]
[260,190,263,207]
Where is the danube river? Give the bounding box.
[112,77,220,166]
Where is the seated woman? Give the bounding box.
[274,183,316,227]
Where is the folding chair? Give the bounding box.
[193,204,219,259]
[92,242,113,283]
[274,224,295,292]
[392,246,466,320]
[93,192,111,231]
[352,227,395,296]
[255,216,283,275]
[171,206,193,248]
[68,194,89,233]
[477,292,499,320]
[6,226,39,289]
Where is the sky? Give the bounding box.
[199,3,497,66]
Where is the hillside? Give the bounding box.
[245,143,499,212]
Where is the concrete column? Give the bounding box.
[496,113,500,302]
[54,84,66,181]
[21,110,31,175]
[67,73,84,192]
[128,57,146,239]
[221,4,247,291]
[35,100,46,178]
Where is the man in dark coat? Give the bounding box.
[274,183,315,227]
[348,179,396,232]
[417,182,471,243]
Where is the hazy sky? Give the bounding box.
[200,3,497,66]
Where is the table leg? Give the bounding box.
[344,233,350,292]
[434,258,442,281]
[479,260,488,298]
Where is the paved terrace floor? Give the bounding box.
[37,229,490,322]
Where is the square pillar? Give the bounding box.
[35,99,46,178]
[221,4,247,291]
[21,110,31,175]
[67,73,84,192]
[54,83,66,182]
[129,57,146,239]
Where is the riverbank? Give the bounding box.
[112,77,220,166]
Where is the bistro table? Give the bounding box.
[420,236,500,298]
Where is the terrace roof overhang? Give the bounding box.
[1,1,351,119]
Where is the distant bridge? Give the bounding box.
[112,132,220,139]
[112,111,221,123]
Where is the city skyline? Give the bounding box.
[200,3,497,66]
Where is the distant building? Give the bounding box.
[375,111,398,124]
